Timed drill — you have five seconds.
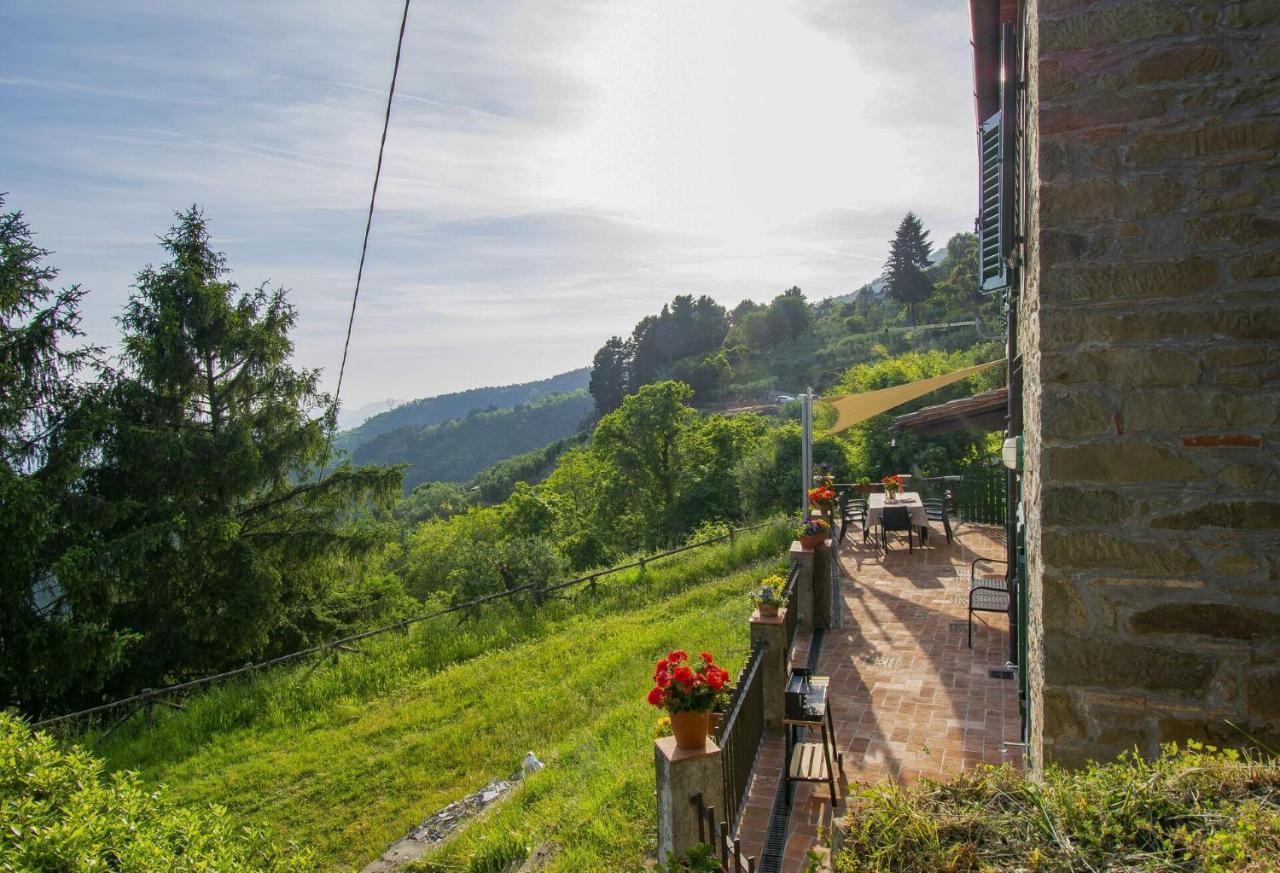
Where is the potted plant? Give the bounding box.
[882,474,904,501]
[797,516,829,549]
[813,462,836,488]
[808,485,836,515]
[647,650,730,749]
[749,573,789,618]
[853,475,877,494]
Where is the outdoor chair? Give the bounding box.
[838,494,868,544]
[921,497,953,545]
[968,557,1010,648]
[880,505,914,552]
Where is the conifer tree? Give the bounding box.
[883,211,934,326]
[86,207,401,689]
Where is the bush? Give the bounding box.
[834,743,1279,873]
[0,712,309,871]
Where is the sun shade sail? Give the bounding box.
[822,360,1004,435]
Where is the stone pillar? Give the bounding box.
[655,737,726,865]
[813,539,833,629]
[750,611,787,729]
[790,541,815,632]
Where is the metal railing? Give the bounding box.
[691,793,757,873]
[34,517,786,732]
[715,642,766,830]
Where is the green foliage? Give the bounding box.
[0,199,129,714]
[353,390,592,491]
[733,423,847,519]
[656,843,720,873]
[470,431,587,504]
[71,207,402,702]
[834,743,1280,873]
[394,480,473,524]
[0,712,309,871]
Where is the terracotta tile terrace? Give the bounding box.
[736,522,1023,871]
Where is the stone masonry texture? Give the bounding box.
[1023,0,1280,769]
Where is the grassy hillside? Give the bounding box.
[92,521,792,872]
[338,368,590,454]
[352,390,593,491]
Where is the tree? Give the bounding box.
[85,207,401,692]
[883,212,935,326]
[0,200,125,714]
[593,380,697,549]
[588,336,629,416]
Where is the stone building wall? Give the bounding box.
[1022,0,1280,769]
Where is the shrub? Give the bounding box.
[834,743,1279,873]
[0,712,309,871]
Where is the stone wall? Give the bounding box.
[1023,0,1280,769]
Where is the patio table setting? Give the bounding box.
[866,490,930,551]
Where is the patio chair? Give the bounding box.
[921,497,953,545]
[838,493,868,544]
[969,557,1010,648]
[880,505,914,552]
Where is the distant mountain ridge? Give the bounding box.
[352,390,593,491]
[336,367,590,454]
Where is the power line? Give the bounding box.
[334,0,412,411]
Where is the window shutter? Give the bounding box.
[978,111,1005,291]
[979,22,1018,293]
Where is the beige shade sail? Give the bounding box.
[822,360,1005,435]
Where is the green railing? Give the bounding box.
[955,464,1007,525]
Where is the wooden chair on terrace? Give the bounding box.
[969,557,1010,648]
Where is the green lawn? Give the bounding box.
[92,522,791,872]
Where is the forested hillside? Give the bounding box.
[336,367,589,452]
[352,389,592,491]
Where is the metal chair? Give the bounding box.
[969,557,1010,648]
[838,493,868,544]
[921,497,953,545]
[880,505,914,552]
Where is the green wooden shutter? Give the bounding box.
[979,22,1018,293]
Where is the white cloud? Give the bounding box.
[1,0,977,407]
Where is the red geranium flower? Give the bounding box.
[668,649,688,663]
[655,658,669,674]
[707,670,725,691]
[656,672,670,688]
[647,686,665,706]
[700,651,714,664]
[673,665,695,687]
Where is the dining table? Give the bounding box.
[865,491,928,533]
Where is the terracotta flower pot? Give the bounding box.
[757,603,780,618]
[669,710,711,750]
[799,533,825,549]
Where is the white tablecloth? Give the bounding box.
[865,492,928,529]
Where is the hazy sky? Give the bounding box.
[2,1,977,409]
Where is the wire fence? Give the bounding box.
[33,517,786,733]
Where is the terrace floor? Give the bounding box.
[736,522,1023,871]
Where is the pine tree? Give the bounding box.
[0,199,126,714]
[85,207,401,691]
[588,336,629,416]
[883,212,935,326]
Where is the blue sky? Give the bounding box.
[2,0,976,409]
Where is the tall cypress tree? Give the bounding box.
[883,211,934,326]
[86,207,401,690]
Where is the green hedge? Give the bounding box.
[0,712,308,871]
[835,743,1279,872]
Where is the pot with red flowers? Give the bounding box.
[647,649,731,749]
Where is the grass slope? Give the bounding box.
[93,522,792,872]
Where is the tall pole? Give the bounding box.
[802,388,814,514]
